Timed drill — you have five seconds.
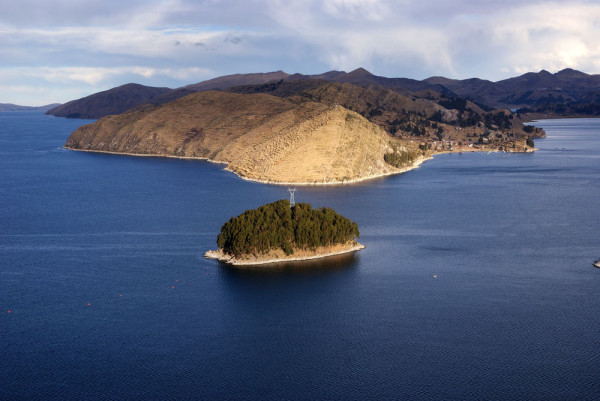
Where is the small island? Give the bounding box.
[205,199,364,265]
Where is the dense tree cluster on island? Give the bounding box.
[216,200,360,257]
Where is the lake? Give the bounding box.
[1,112,599,400]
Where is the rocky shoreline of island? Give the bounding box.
[205,242,365,266]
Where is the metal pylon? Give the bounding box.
[288,188,296,207]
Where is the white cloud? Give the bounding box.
[0,26,233,59]
[264,0,600,79]
[2,0,600,105]
[1,66,210,86]
[480,2,600,77]
[322,0,390,21]
[0,66,214,104]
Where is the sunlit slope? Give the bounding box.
[65,91,407,184]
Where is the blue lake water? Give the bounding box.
[1,112,599,400]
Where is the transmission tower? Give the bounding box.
[288,188,296,207]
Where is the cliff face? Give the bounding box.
[65,91,406,184]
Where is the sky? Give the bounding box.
[2,0,600,106]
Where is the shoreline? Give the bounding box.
[63,145,533,185]
[522,113,600,122]
[224,156,433,186]
[205,243,365,266]
[64,145,431,185]
[63,146,230,165]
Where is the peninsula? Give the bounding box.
[64,78,542,185]
[204,200,363,265]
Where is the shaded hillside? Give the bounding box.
[286,67,454,96]
[228,80,543,147]
[144,70,292,108]
[425,68,600,108]
[48,71,291,119]
[517,90,600,119]
[184,70,289,92]
[293,67,600,112]
[65,91,409,184]
[46,83,171,119]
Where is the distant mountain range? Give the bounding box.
[424,68,600,111]
[1,103,60,112]
[63,66,550,184]
[64,74,542,184]
[46,67,600,120]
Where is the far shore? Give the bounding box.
[205,242,365,266]
[64,145,533,186]
[521,113,600,122]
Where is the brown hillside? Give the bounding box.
[65,91,409,184]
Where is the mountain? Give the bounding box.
[288,67,452,96]
[426,68,600,108]
[46,83,172,119]
[132,70,290,110]
[227,79,539,142]
[65,91,411,184]
[45,72,291,119]
[183,70,289,92]
[48,67,600,121]
[0,103,60,112]
[292,67,600,110]
[516,89,600,118]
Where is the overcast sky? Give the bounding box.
[2,0,600,105]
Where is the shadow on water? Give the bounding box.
[213,253,363,307]
[217,251,361,277]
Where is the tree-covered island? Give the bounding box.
[205,200,364,265]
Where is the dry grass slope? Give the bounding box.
[65,91,407,184]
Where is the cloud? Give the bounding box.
[0,0,275,29]
[263,0,600,79]
[426,1,600,79]
[2,0,600,105]
[0,65,213,104]
[321,0,390,21]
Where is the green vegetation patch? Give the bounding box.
[384,143,418,167]
[217,200,359,257]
